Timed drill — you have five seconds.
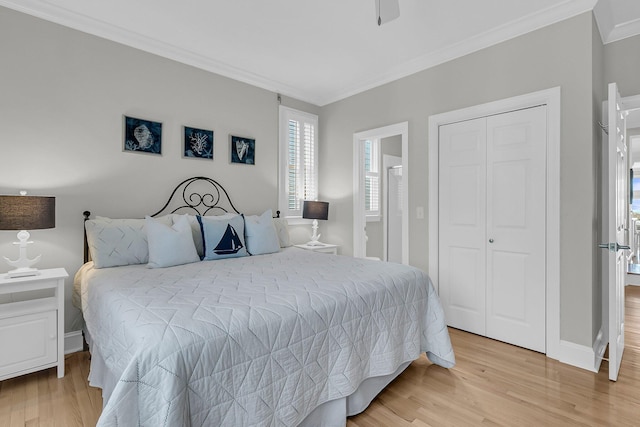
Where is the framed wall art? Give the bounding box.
[123,115,162,155]
[183,126,214,160]
[230,135,255,165]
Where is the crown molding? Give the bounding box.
[1,0,601,107]
[593,0,640,44]
[605,17,640,44]
[318,0,598,105]
[0,0,314,103]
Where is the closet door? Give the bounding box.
[439,117,487,336]
[485,106,546,353]
[438,106,547,353]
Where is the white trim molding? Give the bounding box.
[353,122,409,264]
[594,0,640,44]
[559,327,605,373]
[428,86,561,362]
[315,1,596,105]
[0,0,597,106]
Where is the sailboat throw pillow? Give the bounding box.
[198,214,248,260]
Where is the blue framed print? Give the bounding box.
[230,135,255,165]
[183,126,214,160]
[123,115,162,155]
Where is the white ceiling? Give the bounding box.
[1,0,639,106]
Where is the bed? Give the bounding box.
[73,177,455,427]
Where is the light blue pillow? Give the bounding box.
[198,214,248,260]
[244,209,280,255]
[145,215,200,268]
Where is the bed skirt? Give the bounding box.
[86,327,411,427]
[299,361,411,426]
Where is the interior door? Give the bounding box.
[439,106,547,352]
[485,107,547,353]
[605,82,627,381]
[439,117,487,336]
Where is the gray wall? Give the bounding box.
[0,7,317,332]
[604,33,640,98]
[319,13,598,347]
[0,6,619,350]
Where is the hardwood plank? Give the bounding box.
[2,286,640,426]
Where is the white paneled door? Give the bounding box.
[439,117,487,337]
[439,106,547,352]
[605,82,627,381]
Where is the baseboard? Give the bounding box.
[558,337,600,373]
[592,328,607,372]
[625,273,640,286]
[64,330,84,354]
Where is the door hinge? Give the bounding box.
[599,242,631,252]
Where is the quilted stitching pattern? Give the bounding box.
[85,216,172,268]
[80,249,455,426]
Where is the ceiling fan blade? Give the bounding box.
[375,0,400,26]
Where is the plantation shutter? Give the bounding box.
[279,106,318,218]
[364,139,380,218]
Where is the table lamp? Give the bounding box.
[0,192,55,278]
[302,200,329,246]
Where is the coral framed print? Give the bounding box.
[183,126,214,160]
[123,116,162,155]
[230,135,255,165]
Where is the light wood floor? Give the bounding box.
[3,287,640,426]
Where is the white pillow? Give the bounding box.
[85,216,171,268]
[85,218,146,268]
[244,209,280,255]
[146,215,200,268]
[272,217,292,248]
[169,214,204,258]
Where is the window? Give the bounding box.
[364,139,380,221]
[279,106,318,219]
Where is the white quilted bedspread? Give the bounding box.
[77,248,455,426]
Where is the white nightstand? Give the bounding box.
[294,243,339,255]
[0,268,68,381]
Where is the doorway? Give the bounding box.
[625,112,640,285]
[353,122,409,264]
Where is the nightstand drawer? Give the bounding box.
[0,310,57,379]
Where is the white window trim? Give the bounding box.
[278,106,319,223]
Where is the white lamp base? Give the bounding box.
[306,219,326,246]
[4,230,42,278]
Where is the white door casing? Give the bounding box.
[428,87,561,361]
[438,107,547,352]
[353,122,409,264]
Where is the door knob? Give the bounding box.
[489,239,494,243]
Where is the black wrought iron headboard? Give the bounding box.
[83,176,279,263]
[150,176,241,216]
